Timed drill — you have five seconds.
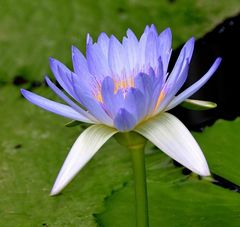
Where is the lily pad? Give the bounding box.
[1,85,240,226]
[194,118,240,185]
[96,119,240,227]
[0,86,132,226]
[1,1,240,226]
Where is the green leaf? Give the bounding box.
[96,118,240,227]
[97,165,240,227]
[1,0,240,226]
[181,99,217,110]
[1,86,240,226]
[0,86,131,226]
[193,118,240,186]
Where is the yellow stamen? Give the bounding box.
[96,91,103,103]
[113,77,134,93]
[94,77,135,103]
[154,92,165,112]
[94,82,103,103]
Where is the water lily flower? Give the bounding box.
[21,25,221,196]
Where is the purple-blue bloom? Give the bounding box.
[21,25,221,195]
[21,25,220,132]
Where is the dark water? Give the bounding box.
[170,13,240,131]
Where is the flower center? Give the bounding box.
[95,77,135,103]
[113,77,135,93]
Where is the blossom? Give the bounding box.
[21,25,221,195]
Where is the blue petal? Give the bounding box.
[72,46,92,81]
[149,24,158,35]
[149,58,165,112]
[158,28,172,76]
[21,89,90,122]
[108,35,129,77]
[139,31,148,68]
[86,42,110,80]
[144,25,150,33]
[161,51,186,97]
[134,72,154,95]
[150,74,165,112]
[101,76,124,117]
[49,58,79,101]
[124,88,146,121]
[176,37,195,67]
[157,59,190,112]
[123,29,139,72]
[144,24,158,35]
[72,77,113,126]
[86,33,93,45]
[114,108,137,132]
[152,57,164,94]
[145,31,158,70]
[184,37,195,60]
[166,58,222,110]
[97,32,109,58]
[79,96,113,126]
[134,73,154,112]
[45,76,96,123]
[168,37,194,83]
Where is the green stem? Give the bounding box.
[129,144,149,227]
[114,132,149,227]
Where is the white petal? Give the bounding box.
[50,125,117,195]
[135,113,210,176]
